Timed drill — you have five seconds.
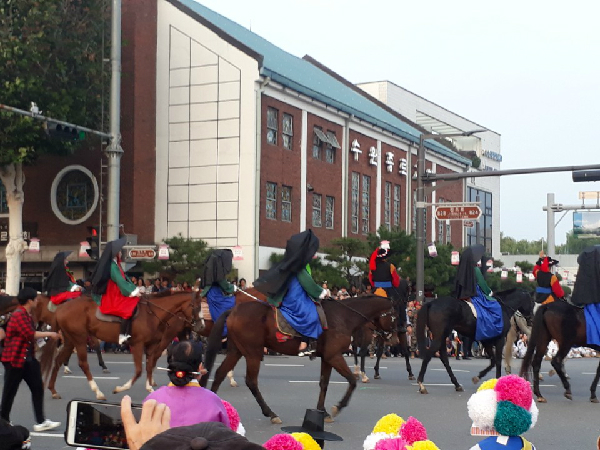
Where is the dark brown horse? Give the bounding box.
[416,289,534,394]
[202,294,396,424]
[0,295,18,316]
[519,300,600,403]
[40,291,203,399]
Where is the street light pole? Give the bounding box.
[415,129,485,304]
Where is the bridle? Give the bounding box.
[140,292,202,330]
[333,297,396,339]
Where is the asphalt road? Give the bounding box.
[4,352,600,449]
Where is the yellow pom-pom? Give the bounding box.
[409,439,440,450]
[477,378,498,392]
[291,432,321,450]
[372,414,405,435]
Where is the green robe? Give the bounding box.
[474,268,495,302]
[92,261,136,305]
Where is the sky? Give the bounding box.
[197,0,600,245]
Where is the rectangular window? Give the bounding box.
[361,175,370,234]
[281,186,292,222]
[393,185,401,227]
[467,187,493,252]
[325,196,334,229]
[351,172,359,233]
[266,107,278,145]
[266,182,277,220]
[384,182,391,231]
[446,221,452,244]
[437,198,445,242]
[325,131,336,164]
[312,127,323,160]
[282,113,293,150]
[312,193,322,227]
[0,182,7,214]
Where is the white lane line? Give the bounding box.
[583,372,598,375]
[103,361,137,364]
[31,432,62,437]
[265,364,305,367]
[432,368,470,373]
[62,376,120,380]
[289,381,347,384]
[411,383,459,386]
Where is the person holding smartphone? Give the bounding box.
[0,287,61,431]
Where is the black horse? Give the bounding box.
[416,289,534,394]
[519,300,600,403]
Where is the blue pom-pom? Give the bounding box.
[494,401,531,436]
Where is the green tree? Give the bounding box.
[0,1,109,293]
[309,256,348,289]
[515,260,534,273]
[500,233,545,255]
[558,231,600,255]
[322,237,368,286]
[141,235,211,285]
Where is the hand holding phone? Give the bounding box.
[121,396,171,450]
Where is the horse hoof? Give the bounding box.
[230,381,238,388]
[331,405,340,418]
[354,373,360,379]
[270,416,282,425]
[539,375,544,382]
[591,397,599,404]
[324,414,335,424]
[97,394,106,401]
[565,392,573,400]
[419,388,429,395]
[52,393,62,400]
[103,369,111,374]
[456,385,464,392]
[374,374,381,380]
[63,367,72,375]
[362,377,370,383]
[472,376,480,384]
[548,369,556,377]
[537,397,547,403]
[408,375,416,381]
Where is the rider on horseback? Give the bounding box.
[368,240,407,333]
[90,237,141,345]
[254,230,327,358]
[44,251,82,306]
[533,252,564,305]
[200,249,236,335]
[455,244,503,341]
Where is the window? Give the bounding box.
[51,165,99,225]
[446,221,452,244]
[384,182,391,230]
[312,193,322,227]
[467,187,493,253]
[0,182,7,214]
[325,131,336,164]
[361,175,370,234]
[281,186,292,222]
[266,182,277,219]
[437,198,445,242]
[282,114,293,150]
[351,172,359,233]
[393,185,401,227]
[325,196,334,229]
[266,108,278,145]
[312,127,323,160]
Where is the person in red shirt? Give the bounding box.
[0,287,61,431]
[533,252,564,304]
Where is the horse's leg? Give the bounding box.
[144,344,159,393]
[317,359,334,423]
[114,343,144,393]
[473,342,497,383]
[495,337,505,378]
[373,338,385,381]
[227,370,238,387]
[438,344,463,392]
[49,341,74,399]
[504,319,516,374]
[328,353,357,418]
[417,337,442,394]
[401,334,415,379]
[530,339,547,402]
[360,339,371,383]
[590,359,600,403]
[74,339,106,400]
[352,342,359,377]
[550,346,572,400]
[93,338,109,373]
[211,348,242,393]
[244,355,280,424]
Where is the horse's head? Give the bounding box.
[372,303,400,346]
[496,288,535,322]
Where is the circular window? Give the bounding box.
[50,165,99,225]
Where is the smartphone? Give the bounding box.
[65,399,142,450]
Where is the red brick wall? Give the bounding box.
[259,95,302,247]
[434,164,464,249]
[380,143,408,231]
[347,130,378,240]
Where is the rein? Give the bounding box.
[332,297,394,330]
[140,295,198,328]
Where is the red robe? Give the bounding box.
[98,261,139,319]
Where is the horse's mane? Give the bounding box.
[495,288,517,297]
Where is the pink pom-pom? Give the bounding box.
[494,375,532,410]
[399,417,427,444]
[374,437,410,450]
[263,434,303,450]
[221,400,240,432]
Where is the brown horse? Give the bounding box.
[519,300,600,403]
[0,295,18,316]
[202,294,396,424]
[40,291,203,400]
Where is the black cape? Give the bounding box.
[454,244,486,299]
[254,229,320,298]
[44,251,72,296]
[571,245,600,306]
[90,237,127,296]
[201,249,233,288]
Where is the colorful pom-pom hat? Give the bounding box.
[363,414,439,450]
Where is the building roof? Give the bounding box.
[173,0,471,166]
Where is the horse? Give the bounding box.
[40,291,203,400]
[202,293,396,424]
[519,300,600,403]
[415,289,534,394]
[0,295,18,316]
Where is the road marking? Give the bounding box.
[289,380,347,384]
[31,432,62,437]
[411,383,459,386]
[265,364,305,367]
[103,361,137,364]
[62,376,120,380]
[583,372,598,375]
[367,366,387,369]
[432,368,470,373]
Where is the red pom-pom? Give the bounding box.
[221,400,240,432]
[400,417,427,444]
[494,375,532,410]
[263,434,302,450]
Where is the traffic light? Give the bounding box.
[45,121,85,141]
[572,170,600,183]
[86,226,100,260]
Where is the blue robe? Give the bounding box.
[280,276,323,339]
[471,286,504,341]
[206,286,235,336]
[584,303,600,347]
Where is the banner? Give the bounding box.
[451,251,460,265]
[516,271,522,283]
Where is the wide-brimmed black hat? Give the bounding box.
[281,409,342,447]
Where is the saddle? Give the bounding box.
[274,303,328,339]
[95,307,139,323]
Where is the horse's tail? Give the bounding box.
[416,301,430,357]
[201,308,232,386]
[519,304,547,378]
[39,337,60,387]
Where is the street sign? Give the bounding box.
[464,220,475,228]
[435,205,481,221]
[127,248,156,260]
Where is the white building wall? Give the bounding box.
[156,0,260,278]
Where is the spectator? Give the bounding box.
[152,279,161,293]
[337,287,350,300]
[83,279,93,292]
[172,283,183,292]
[239,278,247,291]
[131,276,138,286]
[350,286,358,297]
[516,334,528,359]
[193,278,201,291]
[160,279,170,292]
[321,282,331,298]
[182,281,192,292]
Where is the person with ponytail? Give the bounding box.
[143,340,230,428]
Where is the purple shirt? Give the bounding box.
[144,383,231,429]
